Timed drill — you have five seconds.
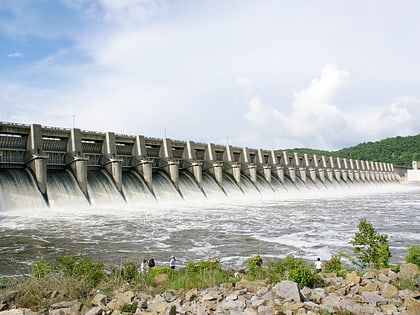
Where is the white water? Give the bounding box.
[0,174,418,276]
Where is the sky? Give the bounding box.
[1,0,420,151]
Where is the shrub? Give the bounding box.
[350,218,391,269]
[50,254,106,296]
[109,261,144,286]
[405,245,420,268]
[267,255,317,288]
[246,255,265,280]
[120,301,138,313]
[323,255,343,273]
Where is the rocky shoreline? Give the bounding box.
[1,263,419,315]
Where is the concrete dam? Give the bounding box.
[0,122,399,209]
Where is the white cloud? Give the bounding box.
[243,65,420,150]
[244,64,350,149]
[7,52,23,58]
[1,1,420,151]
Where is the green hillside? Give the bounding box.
[288,134,420,168]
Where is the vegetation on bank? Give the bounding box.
[1,219,419,311]
[288,133,420,167]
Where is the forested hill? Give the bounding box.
[288,134,420,168]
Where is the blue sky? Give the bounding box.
[1,0,420,150]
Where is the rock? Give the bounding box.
[345,271,360,284]
[283,302,304,311]
[378,272,391,283]
[50,300,79,309]
[405,297,420,315]
[148,301,167,313]
[107,290,135,310]
[250,296,266,307]
[387,269,398,281]
[239,309,259,315]
[399,289,419,298]
[85,306,105,315]
[380,283,399,298]
[361,291,388,306]
[380,304,398,314]
[225,291,240,301]
[185,288,198,301]
[163,290,177,302]
[257,304,276,315]
[359,282,378,292]
[49,308,73,315]
[0,310,38,315]
[272,281,303,302]
[362,270,376,279]
[336,298,361,313]
[216,299,246,313]
[399,263,420,278]
[91,293,107,306]
[307,288,326,304]
[164,304,177,315]
[236,280,269,293]
[201,289,221,301]
[321,293,341,312]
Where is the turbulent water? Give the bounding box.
[0,176,419,276]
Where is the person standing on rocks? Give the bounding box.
[169,256,177,269]
[315,257,322,273]
[148,258,155,268]
[140,259,147,273]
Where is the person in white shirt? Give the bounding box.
[169,256,177,269]
[315,257,322,273]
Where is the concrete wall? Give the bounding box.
[407,170,420,182]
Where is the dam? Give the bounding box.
[0,122,399,209]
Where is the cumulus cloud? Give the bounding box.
[92,0,168,27]
[244,64,350,149]
[243,65,420,150]
[1,1,420,150]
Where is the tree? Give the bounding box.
[350,218,391,269]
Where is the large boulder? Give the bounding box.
[272,280,303,302]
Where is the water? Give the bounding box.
[0,169,419,276]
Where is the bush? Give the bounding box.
[267,255,318,288]
[109,261,144,285]
[120,301,138,313]
[350,218,391,269]
[54,254,106,288]
[405,245,420,268]
[323,255,343,273]
[246,255,265,280]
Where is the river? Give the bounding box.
[0,182,419,276]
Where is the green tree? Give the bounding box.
[350,218,391,269]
